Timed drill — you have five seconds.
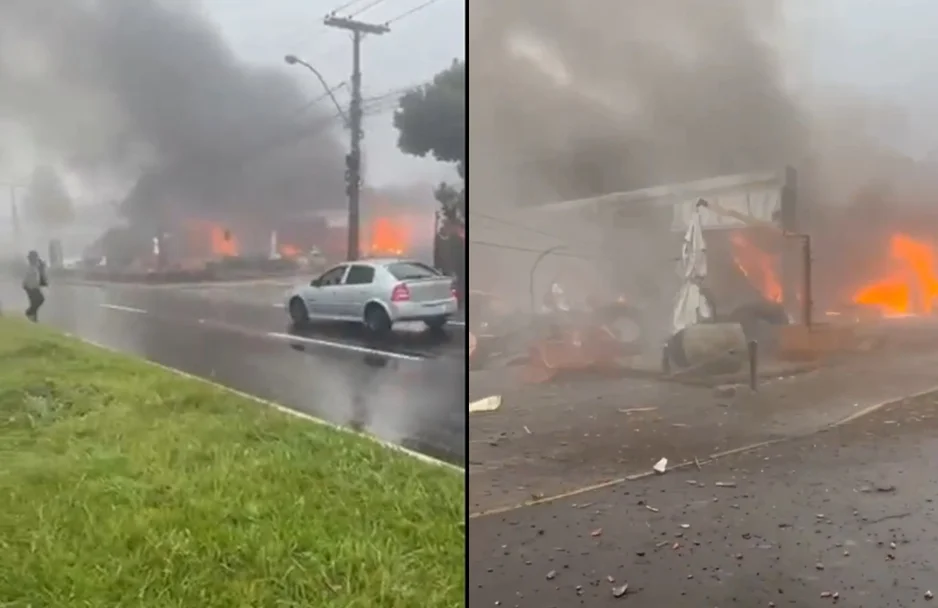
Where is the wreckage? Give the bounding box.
[470,167,838,381]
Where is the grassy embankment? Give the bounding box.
[0,319,464,607]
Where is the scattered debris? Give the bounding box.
[645,505,660,513]
[820,591,832,598]
[618,407,658,414]
[469,395,502,414]
[859,483,897,494]
[715,481,737,488]
[612,583,629,598]
[926,590,933,600]
[546,570,557,580]
[890,542,896,550]
[694,457,703,471]
[714,384,738,398]
[680,524,690,529]
[686,480,699,486]
[653,458,668,474]
[591,528,603,537]
[672,542,681,550]
[606,575,615,583]
[523,425,531,435]
[815,562,825,570]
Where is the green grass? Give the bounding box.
[0,319,464,607]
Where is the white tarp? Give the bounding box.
[671,202,713,335]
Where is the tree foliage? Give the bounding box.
[24,166,75,228]
[394,60,465,226]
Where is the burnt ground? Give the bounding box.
[469,389,938,608]
[469,347,938,515]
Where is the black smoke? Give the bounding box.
[0,0,345,221]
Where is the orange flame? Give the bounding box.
[367,217,408,257]
[210,225,238,257]
[853,234,938,315]
[279,244,301,258]
[729,232,782,302]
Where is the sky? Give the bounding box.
[785,0,938,156]
[202,0,466,187]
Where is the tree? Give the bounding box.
[394,60,465,227]
[24,165,75,228]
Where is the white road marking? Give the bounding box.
[97,301,430,362]
[271,302,465,327]
[266,331,427,362]
[101,304,147,314]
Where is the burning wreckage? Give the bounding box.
[470,167,938,383]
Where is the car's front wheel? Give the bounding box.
[364,303,392,335]
[289,297,310,327]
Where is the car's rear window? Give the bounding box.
[387,261,440,280]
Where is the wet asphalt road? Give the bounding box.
[0,280,466,466]
[469,391,938,607]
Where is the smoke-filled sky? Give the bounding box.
[469,0,938,208]
[0,0,464,219]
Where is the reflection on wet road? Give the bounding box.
[0,281,466,466]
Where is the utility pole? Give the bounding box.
[324,15,389,261]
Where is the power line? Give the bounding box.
[350,0,392,18]
[385,0,445,25]
[470,211,567,242]
[327,0,366,14]
[469,239,596,261]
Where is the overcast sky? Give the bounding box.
[202,0,466,187]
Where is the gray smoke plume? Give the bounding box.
[468,0,808,207]
[0,0,345,221]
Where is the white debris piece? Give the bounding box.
[653,458,668,474]
[469,395,502,414]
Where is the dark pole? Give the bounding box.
[348,29,363,261]
[323,15,390,261]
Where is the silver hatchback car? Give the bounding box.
[286,258,459,333]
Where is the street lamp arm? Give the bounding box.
[284,54,349,127]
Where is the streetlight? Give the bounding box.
[284,54,349,127]
[0,181,25,238]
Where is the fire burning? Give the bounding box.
[367,217,408,257]
[730,232,782,303]
[852,234,938,316]
[278,243,301,258]
[210,225,238,257]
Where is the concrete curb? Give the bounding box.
[58,331,465,475]
[469,383,938,519]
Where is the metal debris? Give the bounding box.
[612,583,629,598]
[591,528,603,537]
[680,524,690,529]
[546,570,557,580]
[926,590,933,600]
[815,562,825,570]
[653,458,668,474]
[715,481,737,488]
[821,591,832,598]
[645,505,660,513]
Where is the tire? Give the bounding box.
[289,297,309,327]
[364,303,392,335]
[425,315,448,332]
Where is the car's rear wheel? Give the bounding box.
[364,303,392,335]
[289,297,309,327]
[425,315,448,332]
